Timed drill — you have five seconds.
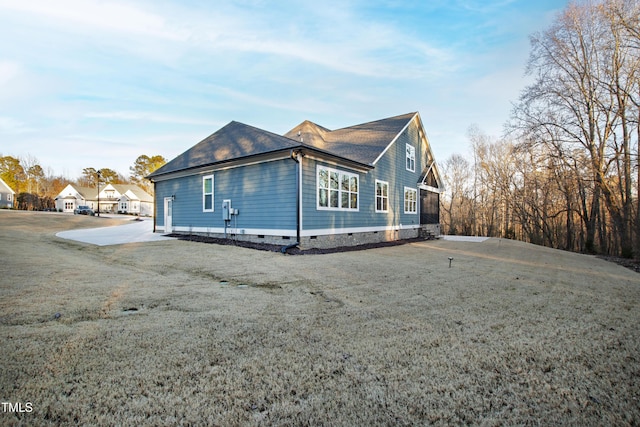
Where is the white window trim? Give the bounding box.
[375,180,389,213]
[404,187,417,214]
[203,175,214,212]
[406,143,416,172]
[316,165,359,211]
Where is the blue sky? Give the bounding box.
[0,0,567,178]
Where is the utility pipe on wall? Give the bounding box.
[282,149,303,253]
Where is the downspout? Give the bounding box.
[282,149,302,253]
[152,180,157,233]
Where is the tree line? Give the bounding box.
[0,154,166,211]
[440,0,639,258]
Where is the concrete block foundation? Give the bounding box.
[171,224,441,250]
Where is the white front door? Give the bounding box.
[164,197,173,233]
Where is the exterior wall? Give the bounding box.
[115,190,153,216]
[117,196,137,214]
[140,202,153,217]
[154,158,297,236]
[300,120,423,239]
[97,184,119,213]
[151,117,439,249]
[55,184,86,212]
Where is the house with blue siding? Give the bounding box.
[147,112,443,249]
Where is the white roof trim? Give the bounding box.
[371,112,418,166]
[0,177,15,194]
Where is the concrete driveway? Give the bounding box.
[56,217,174,246]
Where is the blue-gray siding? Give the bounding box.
[301,120,423,232]
[154,118,434,236]
[155,159,297,232]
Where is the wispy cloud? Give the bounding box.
[0,0,454,79]
[0,0,570,176]
[0,0,186,40]
[84,111,216,127]
[196,3,455,79]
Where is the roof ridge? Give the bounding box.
[231,120,301,145]
[149,113,421,178]
[332,112,416,131]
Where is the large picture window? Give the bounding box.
[317,166,358,210]
[406,144,416,172]
[203,175,214,212]
[375,180,389,212]
[404,187,417,214]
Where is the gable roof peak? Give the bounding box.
[292,112,418,165]
[0,177,15,194]
[284,120,330,146]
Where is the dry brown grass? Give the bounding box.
[1,210,639,425]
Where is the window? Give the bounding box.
[404,187,417,214]
[6,194,11,202]
[406,144,416,172]
[119,202,128,211]
[203,175,214,212]
[317,166,358,210]
[65,202,74,210]
[375,180,389,212]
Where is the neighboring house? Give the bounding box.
[147,112,443,249]
[0,177,15,209]
[98,184,153,216]
[55,183,153,216]
[55,184,95,212]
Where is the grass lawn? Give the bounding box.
[1,210,639,425]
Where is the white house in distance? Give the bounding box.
[0,177,15,209]
[55,184,95,213]
[54,183,153,216]
[96,184,153,216]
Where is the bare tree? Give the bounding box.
[440,153,473,235]
[510,0,639,256]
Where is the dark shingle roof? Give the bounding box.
[149,113,417,178]
[285,112,416,165]
[149,121,300,178]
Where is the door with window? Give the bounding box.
[164,197,173,233]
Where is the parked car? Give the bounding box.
[74,206,95,216]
